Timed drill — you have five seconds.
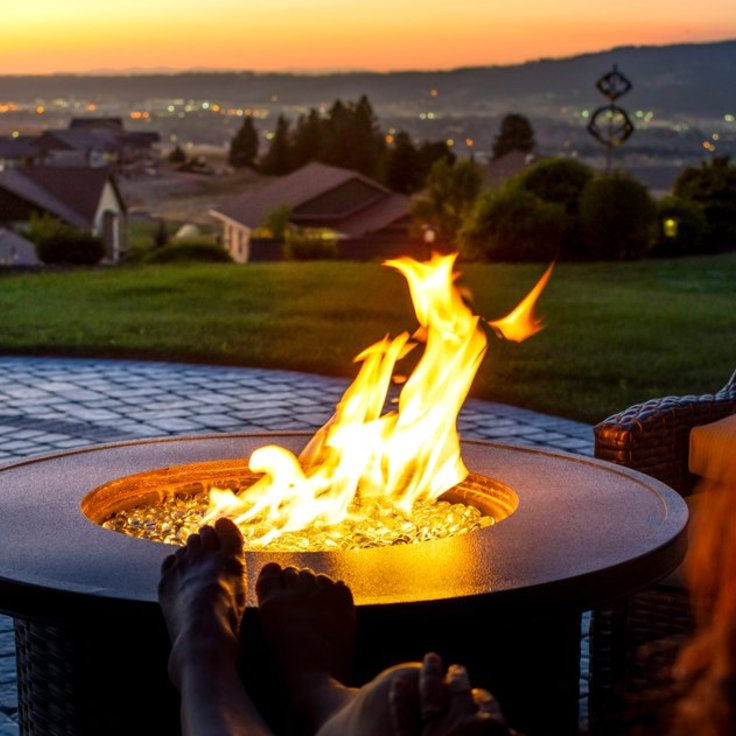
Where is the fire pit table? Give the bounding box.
[0,433,687,736]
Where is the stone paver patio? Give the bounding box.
[0,356,593,734]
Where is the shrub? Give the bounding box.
[517,159,594,214]
[28,214,105,265]
[461,186,567,261]
[673,156,736,250]
[516,159,594,259]
[283,230,338,261]
[653,196,707,257]
[579,173,657,260]
[146,239,232,264]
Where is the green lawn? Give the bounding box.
[1,255,735,423]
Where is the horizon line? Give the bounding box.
[1,36,734,78]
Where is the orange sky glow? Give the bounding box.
[2,0,735,74]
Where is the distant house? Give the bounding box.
[0,137,41,170]
[29,118,160,169]
[0,167,127,261]
[0,228,39,266]
[210,162,412,263]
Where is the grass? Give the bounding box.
[1,254,735,423]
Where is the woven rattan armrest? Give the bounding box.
[594,369,736,497]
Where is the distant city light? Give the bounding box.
[167,105,175,112]
[11,131,19,138]
[202,102,210,110]
[703,141,715,151]
[35,105,44,114]
[211,104,221,113]
[712,133,720,140]
[446,138,455,147]
[430,89,439,97]
[86,103,96,112]
[465,137,474,147]
[581,110,590,119]
[385,134,395,144]
[725,114,735,123]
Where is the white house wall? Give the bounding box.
[93,181,124,261]
[210,212,251,263]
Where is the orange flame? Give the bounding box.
[204,254,551,545]
[488,263,554,343]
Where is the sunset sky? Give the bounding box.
[3,0,735,75]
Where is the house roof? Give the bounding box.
[328,193,410,237]
[39,129,123,153]
[213,162,394,230]
[69,117,124,131]
[0,167,125,228]
[486,150,539,188]
[0,138,38,158]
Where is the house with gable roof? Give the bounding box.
[0,167,127,261]
[210,162,412,263]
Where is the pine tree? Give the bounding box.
[381,132,421,193]
[292,110,323,169]
[228,115,259,168]
[260,115,293,175]
[492,113,536,160]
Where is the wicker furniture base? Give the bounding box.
[15,615,179,736]
[589,587,693,736]
[590,369,735,735]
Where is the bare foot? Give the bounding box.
[256,563,356,728]
[389,653,516,736]
[158,517,246,690]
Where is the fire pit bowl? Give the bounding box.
[0,433,687,736]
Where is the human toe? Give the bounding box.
[255,561,285,601]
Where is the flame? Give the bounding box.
[204,254,550,546]
[488,263,554,343]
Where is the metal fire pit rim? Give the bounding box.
[0,432,688,622]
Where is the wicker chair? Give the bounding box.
[588,368,736,736]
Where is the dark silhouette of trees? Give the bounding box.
[292,109,323,170]
[410,158,483,243]
[167,144,187,164]
[492,113,536,160]
[260,115,293,175]
[228,115,259,168]
[673,156,736,249]
[381,134,455,194]
[256,95,452,191]
[381,132,422,193]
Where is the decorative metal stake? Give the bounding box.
[587,65,634,173]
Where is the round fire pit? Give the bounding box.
[0,433,687,736]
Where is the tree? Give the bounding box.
[579,173,657,260]
[417,140,456,183]
[168,144,187,164]
[673,156,736,250]
[516,158,594,259]
[492,114,536,160]
[410,158,484,244]
[260,115,293,175]
[461,186,566,261]
[380,132,422,193]
[154,219,169,248]
[292,109,323,169]
[228,115,259,168]
[260,205,291,240]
